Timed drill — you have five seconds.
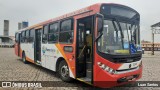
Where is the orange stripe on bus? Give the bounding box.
[26,56,34,63]
[55,44,68,60]
[55,44,75,76]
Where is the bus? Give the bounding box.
[15,3,142,88]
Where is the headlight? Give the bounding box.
[97,62,102,66]
[104,66,109,71]
[97,62,117,74]
[101,64,106,69]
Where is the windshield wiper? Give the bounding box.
[95,33,103,42]
[114,18,124,49]
[112,20,118,43]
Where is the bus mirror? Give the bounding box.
[98,17,103,32]
[96,13,104,32]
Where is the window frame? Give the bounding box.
[59,19,74,44]
[29,29,35,43]
[15,33,19,43]
[42,25,49,44]
[48,22,59,43]
[49,22,59,33]
[21,31,26,43]
[25,30,30,43]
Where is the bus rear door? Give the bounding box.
[35,28,42,64]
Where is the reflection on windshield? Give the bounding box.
[97,20,140,55]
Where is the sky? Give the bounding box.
[0,0,160,42]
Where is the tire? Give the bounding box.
[22,52,28,64]
[58,60,73,82]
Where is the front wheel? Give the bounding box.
[58,60,73,82]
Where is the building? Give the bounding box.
[18,22,22,30]
[0,20,15,47]
[3,20,9,36]
[22,21,29,29]
[141,41,160,51]
[18,21,29,30]
[0,36,15,47]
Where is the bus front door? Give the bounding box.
[76,16,94,83]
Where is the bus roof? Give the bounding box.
[17,3,102,32]
[16,3,138,33]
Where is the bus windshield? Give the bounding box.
[97,19,140,55]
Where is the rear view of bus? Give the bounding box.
[94,4,142,87]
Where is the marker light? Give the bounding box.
[101,64,106,69]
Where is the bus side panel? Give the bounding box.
[57,44,76,78]
[41,43,75,78]
[27,43,35,62]
[41,44,59,71]
[20,43,34,63]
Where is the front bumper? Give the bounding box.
[94,66,142,88]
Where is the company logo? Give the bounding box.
[2,82,11,88]
[1,82,42,88]
[42,46,56,55]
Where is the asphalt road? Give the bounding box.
[0,48,160,90]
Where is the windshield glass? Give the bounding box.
[97,19,140,55]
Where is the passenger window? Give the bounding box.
[42,25,48,43]
[59,19,73,44]
[48,23,59,43]
[21,31,26,43]
[49,23,58,33]
[25,30,30,43]
[44,25,48,34]
[29,29,35,43]
[15,33,19,43]
[59,32,73,43]
[26,30,30,37]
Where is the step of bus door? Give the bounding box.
[86,69,92,79]
[86,58,92,62]
[77,77,92,84]
[86,62,92,70]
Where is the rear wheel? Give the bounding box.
[22,52,28,64]
[58,60,73,82]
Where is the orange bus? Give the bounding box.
[15,3,142,88]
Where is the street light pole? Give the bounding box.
[152,28,154,55]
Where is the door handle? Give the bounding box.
[78,45,86,58]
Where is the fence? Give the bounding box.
[0,43,14,48]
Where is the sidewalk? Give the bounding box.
[142,53,160,58]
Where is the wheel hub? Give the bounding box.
[61,65,69,77]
